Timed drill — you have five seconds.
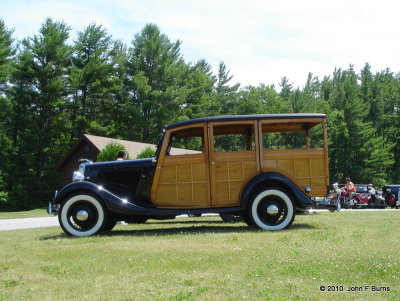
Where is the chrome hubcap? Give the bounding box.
[76,210,89,221]
[266,204,279,215]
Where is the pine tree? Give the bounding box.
[0,19,15,209]
[69,23,118,137]
[279,76,293,101]
[327,66,394,184]
[371,69,400,182]
[126,24,186,143]
[214,61,239,115]
[8,18,71,207]
[179,59,215,119]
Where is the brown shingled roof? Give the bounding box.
[57,134,199,170]
[83,134,156,159]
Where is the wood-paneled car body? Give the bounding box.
[50,114,332,236]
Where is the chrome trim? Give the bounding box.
[266,204,279,215]
[73,171,85,182]
[47,202,60,215]
[78,158,93,164]
[76,210,89,221]
[78,163,86,176]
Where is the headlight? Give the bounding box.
[72,163,86,182]
[72,171,84,182]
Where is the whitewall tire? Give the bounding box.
[248,188,295,231]
[59,194,107,237]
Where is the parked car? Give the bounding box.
[382,185,400,209]
[353,184,386,208]
[49,113,334,237]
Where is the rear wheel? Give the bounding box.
[59,193,107,237]
[246,188,295,230]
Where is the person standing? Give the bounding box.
[116,150,127,161]
[368,184,377,204]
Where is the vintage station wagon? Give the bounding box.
[49,114,331,236]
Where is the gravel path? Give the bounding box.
[0,216,59,231]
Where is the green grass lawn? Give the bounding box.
[0,211,399,300]
[0,209,49,219]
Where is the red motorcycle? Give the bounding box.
[329,183,387,209]
[329,183,358,209]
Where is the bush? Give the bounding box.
[137,147,156,159]
[0,191,10,210]
[97,143,129,162]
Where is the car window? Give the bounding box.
[356,185,368,193]
[213,124,255,152]
[262,123,323,150]
[167,126,205,155]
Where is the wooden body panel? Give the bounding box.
[211,151,258,206]
[152,153,210,207]
[261,148,328,197]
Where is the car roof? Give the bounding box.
[165,113,326,130]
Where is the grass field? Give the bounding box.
[0,211,399,300]
[0,209,49,219]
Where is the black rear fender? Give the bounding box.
[240,172,313,209]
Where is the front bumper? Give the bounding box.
[47,202,60,215]
[47,191,60,215]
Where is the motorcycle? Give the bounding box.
[329,183,359,209]
[329,183,388,209]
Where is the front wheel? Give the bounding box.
[58,193,107,237]
[246,188,295,230]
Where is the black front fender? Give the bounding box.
[53,181,155,215]
[55,181,117,204]
[240,172,314,209]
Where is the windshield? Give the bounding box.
[155,131,166,159]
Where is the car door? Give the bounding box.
[208,121,260,206]
[151,123,211,208]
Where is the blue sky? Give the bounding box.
[2,0,400,88]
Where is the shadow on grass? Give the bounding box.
[40,220,316,240]
[102,225,253,237]
[290,223,317,230]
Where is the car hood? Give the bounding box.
[83,158,155,177]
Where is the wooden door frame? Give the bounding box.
[151,123,211,205]
[208,120,260,205]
